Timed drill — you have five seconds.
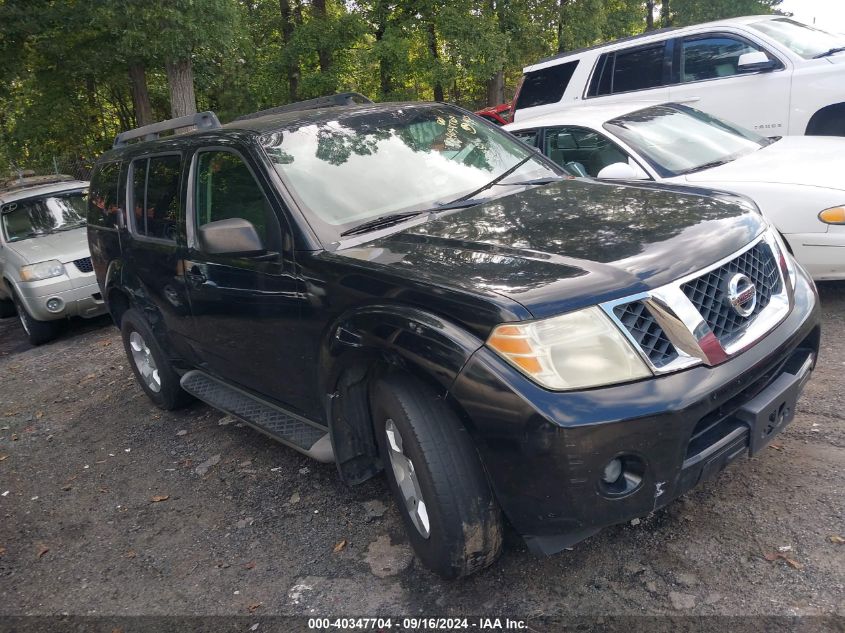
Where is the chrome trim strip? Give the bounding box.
[600,228,791,375]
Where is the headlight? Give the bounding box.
[769,229,796,290]
[818,205,845,225]
[487,306,651,390]
[19,260,65,282]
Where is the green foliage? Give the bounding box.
[0,0,783,171]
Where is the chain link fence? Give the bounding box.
[4,155,95,185]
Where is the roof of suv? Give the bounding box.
[0,179,88,204]
[97,100,443,161]
[528,14,780,69]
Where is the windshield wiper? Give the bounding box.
[440,155,534,206]
[813,46,845,59]
[681,158,731,174]
[497,176,567,186]
[339,210,424,237]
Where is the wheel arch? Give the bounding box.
[805,102,845,136]
[319,304,484,484]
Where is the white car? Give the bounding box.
[505,102,845,280]
[512,15,845,136]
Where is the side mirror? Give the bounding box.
[596,161,648,180]
[737,51,777,73]
[197,218,265,256]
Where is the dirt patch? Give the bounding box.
[0,284,844,617]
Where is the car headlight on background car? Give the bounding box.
[487,306,651,390]
[19,259,66,282]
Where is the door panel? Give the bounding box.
[184,147,313,416]
[125,154,194,358]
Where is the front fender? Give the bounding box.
[320,304,484,484]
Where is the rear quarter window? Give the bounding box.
[588,42,667,97]
[88,161,122,229]
[515,60,579,110]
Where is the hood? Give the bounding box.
[336,179,765,319]
[683,136,845,190]
[6,226,91,265]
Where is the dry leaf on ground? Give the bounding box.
[829,535,844,544]
[150,495,169,503]
[763,551,803,570]
[37,545,50,559]
[333,539,348,553]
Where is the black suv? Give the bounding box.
[88,94,820,578]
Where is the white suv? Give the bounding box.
[512,16,845,136]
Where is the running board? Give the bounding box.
[180,370,334,462]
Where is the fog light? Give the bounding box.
[602,458,623,484]
[45,297,64,313]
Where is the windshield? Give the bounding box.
[260,104,558,240]
[604,105,769,177]
[1,189,88,242]
[751,18,845,59]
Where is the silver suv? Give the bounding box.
[0,175,107,344]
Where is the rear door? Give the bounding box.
[585,41,672,104]
[182,145,313,415]
[667,32,792,135]
[124,153,195,357]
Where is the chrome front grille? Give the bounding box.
[613,301,678,368]
[681,242,781,344]
[604,230,791,374]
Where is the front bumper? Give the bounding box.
[449,267,821,555]
[16,275,106,321]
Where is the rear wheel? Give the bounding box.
[121,308,192,410]
[11,292,61,345]
[371,373,502,578]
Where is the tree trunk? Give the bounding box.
[374,2,392,99]
[646,0,655,30]
[311,0,333,74]
[128,63,154,127]
[426,22,444,102]
[165,58,197,121]
[557,0,567,53]
[660,0,671,27]
[486,69,505,106]
[279,0,300,101]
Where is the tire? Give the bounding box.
[121,308,193,410]
[371,373,502,578]
[11,292,61,345]
[0,297,15,318]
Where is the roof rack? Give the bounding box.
[234,92,373,122]
[113,111,222,148]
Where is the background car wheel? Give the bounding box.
[0,297,15,318]
[371,373,502,579]
[11,292,61,345]
[121,308,193,410]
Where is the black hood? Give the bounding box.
[335,179,765,319]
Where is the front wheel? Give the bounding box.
[121,308,192,410]
[12,293,61,345]
[371,374,502,578]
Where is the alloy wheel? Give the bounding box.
[384,418,431,538]
[129,330,162,393]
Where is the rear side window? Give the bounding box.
[681,35,770,82]
[514,61,579,110]
[88,161,122,228]
[588,43,666,96]
[130,155,182,241]
[194,150,280,251]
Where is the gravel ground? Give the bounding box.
[0,284,843,623]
